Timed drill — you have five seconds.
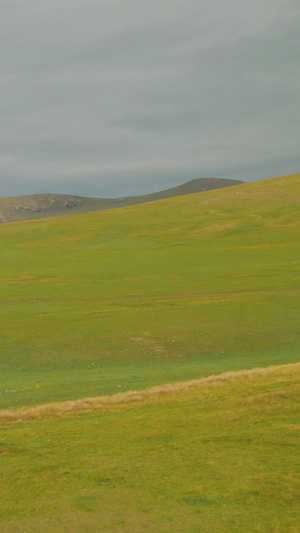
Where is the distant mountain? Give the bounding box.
[0,177,244,223]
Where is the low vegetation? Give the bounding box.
[0,173,299,408]
[0,362,299,532]
[0,172,299,530]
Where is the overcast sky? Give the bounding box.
[1,0,299,197]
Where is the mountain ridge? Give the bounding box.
[0,177,243,223]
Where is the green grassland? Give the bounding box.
[0,363,299,532]
[0,173,299,408]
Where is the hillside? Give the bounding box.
[0,363,299,532]
[0,177,243,223]
[0,172,299,409]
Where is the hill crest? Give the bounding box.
[0,177,243,223]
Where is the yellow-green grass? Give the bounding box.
[0,363,299,532]
[0,173,299,408]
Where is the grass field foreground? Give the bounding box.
[0,363,299,532]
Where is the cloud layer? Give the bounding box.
[1,0,299,197]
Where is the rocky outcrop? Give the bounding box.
[15,201,41,212]
[63,199,81,208]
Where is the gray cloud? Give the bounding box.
[0,0,299,197]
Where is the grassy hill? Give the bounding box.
[0,172,299,408]
[0,177,243,223]
[0,363,299,532]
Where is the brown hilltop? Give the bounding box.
[0,177,243,223]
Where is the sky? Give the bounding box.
[1,0,299,198]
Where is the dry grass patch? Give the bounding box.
[1,362,299,425]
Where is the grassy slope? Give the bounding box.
[0,363,299,532]
[0,178,243,223]
[0,173,299,408]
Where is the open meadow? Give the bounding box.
[0,173,299,408]
[0,173,299,531]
